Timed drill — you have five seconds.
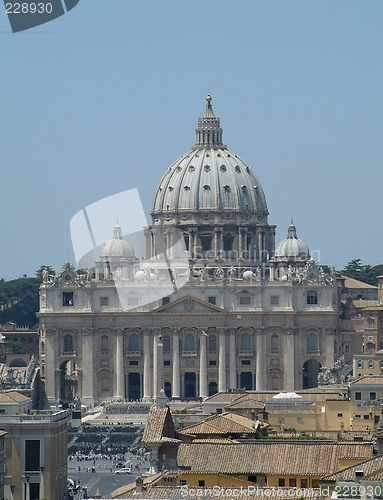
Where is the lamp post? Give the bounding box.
[40,466,45,500]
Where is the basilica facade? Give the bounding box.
[38,97,340,407]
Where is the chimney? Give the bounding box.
[355,470,364,483]
[136,476,144,494]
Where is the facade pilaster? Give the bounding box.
[172,328,181,398]
[199,330,208,399]
[218,329,227,392]
[143,329,151,401]
[82,327,95,407]
[256,327,266,390]
[229,329,237,389]
[114,328,124,400]
[283,326,296,391]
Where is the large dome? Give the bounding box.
[151,96,269,226]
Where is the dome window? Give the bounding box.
[184,185,190,190]
[206,153,210,157]
[246,166,251,173]
[254,185,258,190]
[227,153,231,158]
[217,153,221,157]
[203,184,211,190]
[176,166,182,172]
[241,185,247,191]
[220,165,227,172]
[235,165,241,173]
[188,165,195,172]
[168,186,174,191]
[223,185,230,192]
[204,165,211,172]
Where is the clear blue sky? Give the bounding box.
[1,0,383,280]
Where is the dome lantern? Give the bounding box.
[194,95,224,148]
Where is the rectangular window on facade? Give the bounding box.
[129,360,138,366]
[278,479,285,487]
[239,296,251,305]
[355,392,362,401]
[209,360,217,366]
[300,479,308,488]
[241,360,251,366]
[208,296,217,305]
[198,480,205,487]
[162,297,170,305]
[337,413,343,418]
[370,392,377,400]
[25,440,40,471]
[164,360,171,366]
[100,297,109,306]
[270,296,279,305]
[289,479,296,487]
[62,292,74,306]
[307,291,318,305]
[364,415,369,420]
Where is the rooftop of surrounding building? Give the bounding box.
[178,411,266,436]
[350,375,383,385]
[321,454,383,482]
[341,276,378,290]
[176,441,372,476]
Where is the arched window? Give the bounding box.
[307,333,318,354]
[209,382,217,396]
[164,381,172,398]
[129,334,139,352]
[64,335,73,353]
[271,334,279,353]
[185,333,195,352]
[101,335,109,354]
[41,341,45,354]
[241,333,251,351]
[163,336,171,353]
[368,360,374,369]
[209,336,217,353]
[357,359,363,368]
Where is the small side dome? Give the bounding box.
[101,224,136,259]
[273,220,310,262]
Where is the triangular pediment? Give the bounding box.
[155,295,224,314]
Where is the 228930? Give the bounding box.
[5,2,53,14]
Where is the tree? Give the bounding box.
[341,259,383,286]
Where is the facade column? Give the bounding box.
[325,327,336,368]
[283,326,296,391]
[192,228,198,258]
[157,336,164,396]
[143,329,151,401]
[82,327,95,407]
[115,328,124,400]
[258,229,263,261]
[229,329,237,389]
[172,329,181,398]
[218,329,227,392]
[256,327,266,390]
[45,328,57,406]
[153,332,158,400]
[199,331,208,399]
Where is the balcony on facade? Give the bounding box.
[181,350,198,357]
[61,351,77,357]
[125,351,142,357]
[238,350,254,356]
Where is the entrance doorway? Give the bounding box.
[127,373,141,400]
[184,372,196,398]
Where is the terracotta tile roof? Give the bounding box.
[178,412,261,436]
[225,394,266,411]
[350,376,383,385]
[321,455,383,482]
[176,442,373,476]
[341,276,377,290]
[142,406,178,443]
[0,391,30,402]
[203,392,246,404]
[111,484,324,499]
